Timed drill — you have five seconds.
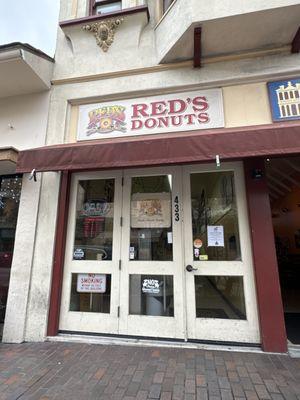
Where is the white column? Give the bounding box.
[24,172,60,342]
[283,104,288,117]
[279,104,284,118]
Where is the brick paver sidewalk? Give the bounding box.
[0,342,299,400]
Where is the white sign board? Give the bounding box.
[207,225,224,247]
[77,89,224,141]
[77,273,106,293]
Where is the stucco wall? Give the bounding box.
[0,92,50,151]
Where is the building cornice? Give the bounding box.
[0,42,54,62]
[52,45,291,86]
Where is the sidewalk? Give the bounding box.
[0,342,299,400]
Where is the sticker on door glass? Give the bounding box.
[193,238,203,248]
[80,199,112,217]
[167,232,173,244]
[142,279,161,294]
[73,248,85,260]
[207,225,224,247]
[129,246,135,260]
[77,273,106,293]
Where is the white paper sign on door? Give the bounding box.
[77,273,106,293]
[131,193,171,228]
[207,225,224,247]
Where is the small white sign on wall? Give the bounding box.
[77,273,106,293]
[77,89,224,141]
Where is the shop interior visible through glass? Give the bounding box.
[191,171,241,262]
[73,179,114,261]
[130,175,173,261]
[129,275,174,317]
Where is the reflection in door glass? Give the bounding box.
[73,179,114,261]
[130,176,173,261]
[0,176,22,324]
[191,172,241,261]
[195,276,246,319]
[129,275,174,316]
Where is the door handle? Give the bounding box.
[186,265,198,272]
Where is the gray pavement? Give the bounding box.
[0,341,299,400]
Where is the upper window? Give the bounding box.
[90,0,122,15]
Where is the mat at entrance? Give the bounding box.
[285,313,300,344]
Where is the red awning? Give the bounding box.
[16,122,300,173]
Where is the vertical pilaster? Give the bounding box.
[244,158,287,353]
[47,171,71,336]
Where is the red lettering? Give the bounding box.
[150,101,167,116]
[131,119,143,130]
[132,103,149,118]
[197,112,210,123]
[192,96,209,112]
[145,118,157,129]
[184,113,197,125]
[170,115,183,126]
[168,99,187,114]
[157,116,170,128]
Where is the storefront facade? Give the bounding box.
[3,1,300,353]
[56,162,259,344]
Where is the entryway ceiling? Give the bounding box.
[266,156,300,203]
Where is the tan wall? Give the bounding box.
[223,82,272,127]
[0,92,50,150]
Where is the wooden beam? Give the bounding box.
[269,166,299,186]
[269,192,278,200]
[267,174,291,192]
[267,182,285,196]
[283,158,300,173]
[292,26,300,53]
[194,27,202,68]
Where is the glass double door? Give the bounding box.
[59,163,260,344]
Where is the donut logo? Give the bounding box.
[86,105,127,135]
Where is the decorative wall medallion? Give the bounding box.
[82,18,123,52]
